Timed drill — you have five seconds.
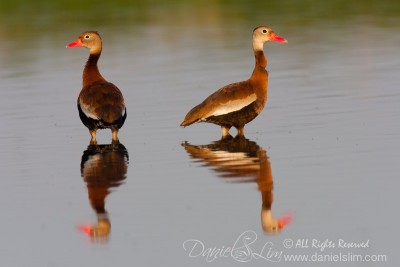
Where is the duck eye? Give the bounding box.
[84,35,90,39]
[262,29,268,34]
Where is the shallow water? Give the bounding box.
[1,1,400,266]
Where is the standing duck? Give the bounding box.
[67,31,127,144]
[180,26,286,137]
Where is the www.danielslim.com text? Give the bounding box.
[284,252,387,263]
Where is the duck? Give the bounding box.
[180,26,286,137]
[67,31,127,144]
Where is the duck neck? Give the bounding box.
[254,48,267,69]
[258,150,273,210]
[250,46,268,100]
[252,39,267,66]
[83,52,105,88]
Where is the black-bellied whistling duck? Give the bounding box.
[181,26,287,137]
[67,31,127,144]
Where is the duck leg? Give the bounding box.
[112,129,119,142]
[236,127,245,137]
[90,130,97,144]
[221,126,231,138]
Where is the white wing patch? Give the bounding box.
[80,100,99,120]
[207,93,257,117]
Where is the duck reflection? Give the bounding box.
[182,136,292,234]
[78,142,129,241]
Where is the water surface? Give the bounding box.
[1,1,399,266]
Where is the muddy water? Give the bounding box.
[1,1,399,266]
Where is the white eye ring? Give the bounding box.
[262,29,268,34]
[84,35,90,39]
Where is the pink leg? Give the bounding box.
[221,126,231,137]
[90,130,97,144]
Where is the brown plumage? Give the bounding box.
[67,31,127,144]
[181,26,287,137]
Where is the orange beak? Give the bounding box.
[77,224,92,236]
[270,33,288,43]
[66,38,83,48]
[278,213,294,229]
